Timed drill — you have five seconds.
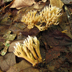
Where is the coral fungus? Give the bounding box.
[21,5,62,31]
[21,10,40,29]
[13,35,42,66]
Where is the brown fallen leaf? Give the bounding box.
[47,56,66,70]
[0,12,12,25]
[8,40,25,52]
[0,37,5,43]
[0,53,16,71]
[21,27,40,36]
[7,60,39,72]
[13,3,46,22]
[0,69,3,72]
[10,0,36,9]
[61,0,72,4]
[0,25,10,36]
[50,0,64,8]
[59,12,72,39]
[69,45,72,52]
[3,30,16,41]
[42,0,47,3]
[45,48,61,63]
[9,23,40,37]
[40,29,72,63]
[47,65,55,71]
[0,37,5,50]
[20,67,39,72]
[10,0,47,9]
[65,53,72,62]
[57,66,72,72]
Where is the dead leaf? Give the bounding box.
[0,12,12,25]
[9,23,40,37]
[0,0,12,6]
[50,0,64,8]
[65,53,72,62]
[21,27,40,36]
[10,0,47,9]
[12,3,45,22]
[0,53,16,71]
[40,29,72,63]
[42,0,47,3]
[69,45,72,52]
[10,0,36,9]
[64,6,72,35]
[61,0,72,4]
[60,13,72,39]
[8,40,25,52]
[45,49,61,63]
[39,68,48,72]
[47,65,55,71]
[3,30,16,41]
[33,2,46,10]
[0,25,10,35]
[0,69,3,72]
[7,60,39,72]
[0,37,5,43]
[20,67,39,72]
[0,37,5,50]
[3,0,12,3]
[57,67,72,72]
[47,56,66,70]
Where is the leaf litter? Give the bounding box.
[0,0,72,72]
[0,53,16,71]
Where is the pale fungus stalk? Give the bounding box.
[33,36,42,62]
[13,35,42,66]
[23,36,38,60]
[21,5,62,31]
[13,42,37,66]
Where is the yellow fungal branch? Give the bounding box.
[21,5,62,31]
[13,35,42,66]
[21,10,40,29]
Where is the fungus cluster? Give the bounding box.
[21,5,62,31]
[13,35,42,66]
